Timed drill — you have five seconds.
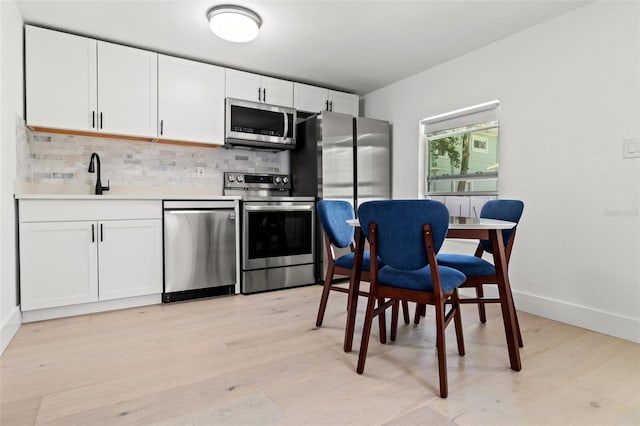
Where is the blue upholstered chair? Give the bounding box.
[357,200,467,398]
[437,199,525,346]
[315,200,409,327]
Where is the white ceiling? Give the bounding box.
[16,0,590,95]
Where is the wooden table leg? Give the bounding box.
[490,229,522,371]
[344,227,365,353]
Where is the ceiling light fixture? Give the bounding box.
[206,5,262,43]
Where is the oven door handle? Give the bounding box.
[243,205,314,212]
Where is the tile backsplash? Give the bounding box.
[16,118,284,195]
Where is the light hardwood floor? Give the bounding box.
[1,284,638,425]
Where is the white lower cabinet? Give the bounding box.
[19,200,163,315]
[20,221,99,310]
[96,219,162,301]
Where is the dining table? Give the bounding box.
[343,215,522,372]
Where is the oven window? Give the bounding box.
[247,210,312,258]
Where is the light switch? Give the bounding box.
[623,138,640,158]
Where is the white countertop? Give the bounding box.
[15,193,241,201]
[14,182,240,201]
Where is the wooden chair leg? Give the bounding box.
[512,297,523,347]
[356,294,378,374]
[402,301,410,324]
[378,297,387,344]
[452,290,465,356]
[476,284,487,323]
[434,301,448,399]
[414,303,426,325]
[391,300,399,342]
[315,267,334,327]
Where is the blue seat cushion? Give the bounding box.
[335,251,384,272]
[437,254,496,277]
[378,265,466,292]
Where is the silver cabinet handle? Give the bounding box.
[263,88,266,103]
[258,87,261,102]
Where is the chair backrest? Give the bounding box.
[479,199,524,254]
[316,200,355,249]
[358,200,449,271]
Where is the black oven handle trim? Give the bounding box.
[243,205,314,212]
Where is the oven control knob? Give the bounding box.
[236,175,244,183]
[275,176,282,184]
[227,175,235,182]
[282,176,289,184]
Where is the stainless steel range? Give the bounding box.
[224,172,316,294]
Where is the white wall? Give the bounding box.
[0,0,24,354]
[362,1,640,342]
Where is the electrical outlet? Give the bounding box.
[623,138,640,159]
[196,167,206,178]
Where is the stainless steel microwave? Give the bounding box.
[225,98,297,150]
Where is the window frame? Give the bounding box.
[419,100,500,197]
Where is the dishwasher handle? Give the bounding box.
[165,209,235,221]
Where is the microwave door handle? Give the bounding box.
[282,111,289,141]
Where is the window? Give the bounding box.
[421,100,499,196]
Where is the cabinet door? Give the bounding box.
[97,41,158,138]
[226,69,261,102]
[158,55,225,145]
[293,83,328,113]
[25,26,97,132]
[328,90,359,116]
[20,221,98,310]
[261,76,293,107]
[98,219,162,300]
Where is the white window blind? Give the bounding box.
[421,100,499,134]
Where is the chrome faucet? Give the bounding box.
[87,152,110,195]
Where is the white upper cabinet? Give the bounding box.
[293,83,328,114]
[260,76,294,107]
[26,26,97,131]
[158,55,225,145]
[97,42,158,138]
[226,69,293,107]
[293,82,359,116]
[327,90,359,116]
[25,26,158,138]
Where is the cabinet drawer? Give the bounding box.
[19,199,162,222]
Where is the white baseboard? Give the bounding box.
[514,291,640,344]
[1,306,22,355]
[459,287,639,343]
[22,294,161,323]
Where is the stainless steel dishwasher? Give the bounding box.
[163,200,238,302]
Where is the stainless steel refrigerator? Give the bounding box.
[291,111,391,280]
[291,111,391,208]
